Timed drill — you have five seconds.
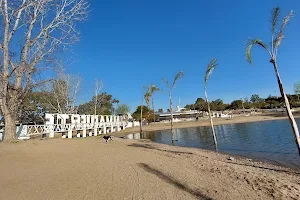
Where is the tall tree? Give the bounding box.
[195,97,207,111]
[132,105,151,121]
[50,73,81,114]
[94,80,103,115]
[246,7,300,155]
[140,86,147,134]
[144,84,161,122]
[0,0,89,141]
[250,94,262,103]
[204,59,218,150]
[294,82,300,101]
[115,104,130,115]
[162,71,184,143]
[230,100,243,110]
[77,93,119,115]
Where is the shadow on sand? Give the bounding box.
[138,163,213,200]
[128,143,194,156]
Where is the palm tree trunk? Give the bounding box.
[205,87,218,150]
[140,105,143,134]
[169,92,175,144]
[272,59,300,155]
[152,98,155,122]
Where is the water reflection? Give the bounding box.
[126,119,300,170]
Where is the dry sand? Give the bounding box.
[0,136,299,200]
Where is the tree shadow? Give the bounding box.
[128,143,193,155]
[138,163,213,200]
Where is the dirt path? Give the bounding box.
[0,137,299,200]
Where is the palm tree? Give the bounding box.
[145,84,161,122]
[204,59,218,150]
[162,71,184,143]
[246,7,300,155]
[140,86,147,134]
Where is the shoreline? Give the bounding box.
[113,113,300,171]
[113,113,300,137]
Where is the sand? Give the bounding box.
[0,136,299,200]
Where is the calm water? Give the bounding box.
[126,119,300,170]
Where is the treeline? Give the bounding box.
[20,75,129,124]
[184,94,300,111]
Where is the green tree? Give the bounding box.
[132,105,152,121]
[246,6,300,154]
[144,84,161,122]
[230,100,243,110]
[78,92,119,115]
[250,94,265,109]
[265,100,280,109]
[204,58,218,150]
[243,97,252,109]
[211,99,227,111]
[195,98,207,111]
[184,104,194,110]
[294,82,300,101]
[20,91,55,124]
[115,104,130,115]
[250,94,262,103]
[162,71,184,143]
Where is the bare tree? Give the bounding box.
[94,79,103,115]
[51,73,81,114]
[0,0,89,141]
[35,72,81,115]
[204,59,218,150]
[246,7,300,155]
[162,71,184,143]
[294,82,300,101]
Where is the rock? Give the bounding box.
[228,157,235,161]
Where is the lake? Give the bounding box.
[126,119,300,170]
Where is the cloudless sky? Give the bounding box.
[66,0,300,112]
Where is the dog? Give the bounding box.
[103,135,113,142]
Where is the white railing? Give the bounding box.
[26,122,127,136]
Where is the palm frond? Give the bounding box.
[162,77,170,89]
[172,71,184,87]
[245,38,271,64]
[149,84,161,94]
[271,7,280,35]
[204,58,217,86]
[144,90,151,108]
[274,10,294,49]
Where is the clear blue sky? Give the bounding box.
[66,0,300,112]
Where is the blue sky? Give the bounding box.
[66,0,300,112]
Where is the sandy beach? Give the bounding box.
[0,136,299,200]
[1,113,300,200]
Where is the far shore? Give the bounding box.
[113,112,300,137]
